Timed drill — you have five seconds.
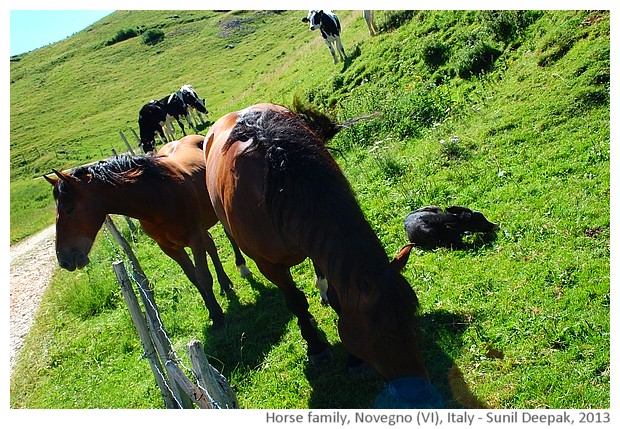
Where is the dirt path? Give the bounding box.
[9,225,57,371]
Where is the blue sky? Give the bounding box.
[10,10,114,56]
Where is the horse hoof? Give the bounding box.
[308,347,332,365]
[212,316,226,329]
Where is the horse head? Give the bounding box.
[44,169,106,271]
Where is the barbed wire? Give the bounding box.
[102,218,222,409]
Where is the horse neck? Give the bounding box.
[305,209,389,287]
[301,210,430,380]
[89,176,163,222]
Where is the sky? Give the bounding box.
[10,10,115,56]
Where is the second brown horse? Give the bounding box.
[203,103,443,407]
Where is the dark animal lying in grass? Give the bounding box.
[404,206,499,249]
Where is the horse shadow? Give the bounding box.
[201,275,294,379]
[201,272,486,409]
[303,309,488,409]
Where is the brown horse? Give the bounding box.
[44,134,250,328]
[203,103,443,407]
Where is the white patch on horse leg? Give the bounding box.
[315,275,329,306]
[237,264,252,278]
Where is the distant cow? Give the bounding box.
[178,84,208,128]
[363,10,378,36]
[404,206,499,249]
[302,10,346,64]
[139,85,209,153]
[158,92,190,139]
[138,100,169,153]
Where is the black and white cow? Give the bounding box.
[158,92,189,139]
[178,84,208,128]
[138,100,169,153]
[138,85,208,153]
[302,10,346,64]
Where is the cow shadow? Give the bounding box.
[415,230,500,252]
[340,44,362,73]
[196,121,214,133]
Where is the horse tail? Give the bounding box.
[290,98,383,144]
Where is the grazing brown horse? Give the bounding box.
[203,103,443,407]
[44,134,250,328]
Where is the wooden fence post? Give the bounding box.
[188,339,239,409]
[106,214,239,409]
[119,130,136,156]
[165,361,213,409]
[105,215,193,408]
[112,261,179,409]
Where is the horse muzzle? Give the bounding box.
[57,250,90,271]
[374,376,444,409]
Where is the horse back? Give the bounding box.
[150,134,219,234]
[204,105,306,266]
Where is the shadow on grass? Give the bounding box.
[201,275,486,409]
[202,275,293,374]
[303,309,487,409]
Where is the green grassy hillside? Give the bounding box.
[10,10,609,409]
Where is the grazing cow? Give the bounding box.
[302,10,346,64]
[178,84,208,128]
[158,92,189,139]
[138,100,169,153]
[363,10,378,36]
[404,206,499,249]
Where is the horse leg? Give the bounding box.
[159,244,225,328]
[326,285,369,374]
[312,260,329,306]
[257,261,330,360]
[224,230,252,278]
[202,231,234,296]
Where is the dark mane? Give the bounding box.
[69,154,179,187]
[226,107,419,321]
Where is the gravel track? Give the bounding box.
[9,225,56,371]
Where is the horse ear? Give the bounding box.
[43,174,58,186]
[390,243,414,272]
[52,169,79,186]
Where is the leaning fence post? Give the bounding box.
[119,130,136,156]
[188,339,239,409]
[165,361,213,409]
[112,260,178,409]
[105,215,193,408]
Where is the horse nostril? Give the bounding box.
[75,254,90,269]
[58,258,76,271]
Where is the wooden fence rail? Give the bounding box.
[105,215,238,409]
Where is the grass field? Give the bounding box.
[9,10,610,409]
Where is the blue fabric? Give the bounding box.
[374,377,444,409]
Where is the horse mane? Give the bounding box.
[69,154,180,187]
[225,106,420,323]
